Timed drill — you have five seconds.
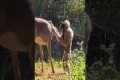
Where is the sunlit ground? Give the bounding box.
[35,50,85,80]
[35,60,69,80]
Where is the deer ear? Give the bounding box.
[59,23,64,31]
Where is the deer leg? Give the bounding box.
[11,52,21,80]
[63,50,69,72]
[48,41,55,73]
[40,46,44,72]
[63,50,66,70]
[63,49,71,72]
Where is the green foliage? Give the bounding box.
[35,0,85,16]
[74,12,89,35]
[35,0,86,36]
[35,0,44,16]
[71,49,85,80]
[65,0,85,15]
[88,61,120,80]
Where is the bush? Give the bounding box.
[71,49,85,80]
[87,62,120,80]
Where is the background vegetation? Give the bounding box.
[71,50,85,80]
[35,0,86,35]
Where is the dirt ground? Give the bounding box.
[35,62,69,80]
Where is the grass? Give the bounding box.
[35,60,68,80]
[35,49,85,80]
[71,49,85,80]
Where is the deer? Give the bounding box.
[60,19,74,79]
[0,0,34,79]
[35,17,74,77]
[0,32,34,80]
[35,17,61,73]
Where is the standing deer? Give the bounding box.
[60,19,74,77]
[0,0,34,79]
[35,17,74,77]
[35,17,61,73]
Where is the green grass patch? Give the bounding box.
[71,49,85,80]
[35,49,85,80]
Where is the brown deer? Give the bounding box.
[0,32,34,80]
[35,17,74,76]
[60,19,74,77]
[35,17,61,73]
[0,0,34,79]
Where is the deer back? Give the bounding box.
[35,18,52,45]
